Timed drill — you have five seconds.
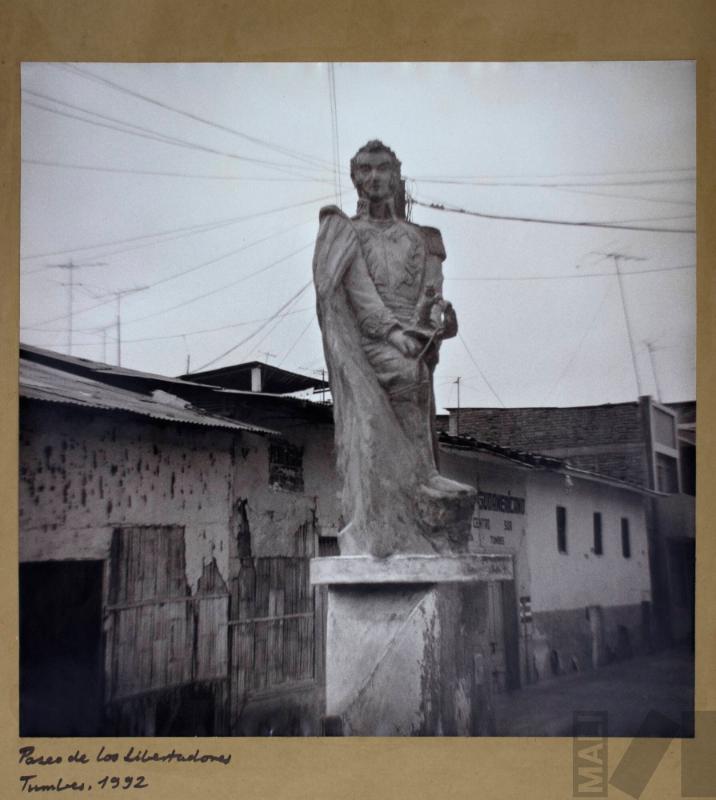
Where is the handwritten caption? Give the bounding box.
[18,745,231,793]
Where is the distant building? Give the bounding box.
[438,435,654,689]
[18,345,674,737]
[443,399,696,644]
[19,345,339,736]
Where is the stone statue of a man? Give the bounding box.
[313,140,475,557]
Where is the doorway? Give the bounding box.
[20,560,104,736]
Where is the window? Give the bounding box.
[656,453,679,494]
[653,407,676,448]
[556,506,567,553]
[621,518,631,558]
[268,441,304,492]
[593,512,603,555]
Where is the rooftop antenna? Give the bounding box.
[644,340,662,402]
[44,260,107,355]
[300,364,330,402]
[586,250,647,398]
[105,286,149,366]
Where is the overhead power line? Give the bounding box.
[23,98,330,182]
[279,316,316,366]
[191,279,314,372]
[120,242,315,327]
[544,283,614,403]
[22,305,314,344]
[457,332,505,408]
[409,176,694,188]
[327,64,343,208]
[412,197,696,234]
[22,158,334,184]
[22,191,335,263]
[54,62,339,174]
[446,263,695,282]
[551,185,696,207]
[407,165,694,182]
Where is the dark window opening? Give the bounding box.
[653,407,676,448]
[593,512,603,555]
[621,518,631,558]
[679,443,696,496]
[269,441,304,492]
[556,506,567,553]
[656,453,679,494]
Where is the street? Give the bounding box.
[494,646,694,737]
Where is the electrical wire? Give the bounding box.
[23,99,331,182]
[21,191,335,263]
[412,197,696,234]
[544,283,615,404]
[119,242,315,326]
[22,158,334,184]
[446,263,695,282]
[279,316,315,366]
[550,185,696,207]
[54,63,339,173]
[191,279,314,372]
[457,331,505,408]
[21,305,313,341]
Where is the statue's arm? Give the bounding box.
[343,255,400,340]
[421,226,458,340]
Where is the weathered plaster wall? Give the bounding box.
[232,424,341,558]
[440,448,532,612]
[19,401,236,590]
[526,471,651,612]
[531,603,648,681]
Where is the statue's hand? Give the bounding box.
[388,329,422,358]
[441,301,458,339]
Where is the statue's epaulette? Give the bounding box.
[418,225,446,259]
[319,204,348,223]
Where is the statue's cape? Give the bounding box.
[312,206,434,556]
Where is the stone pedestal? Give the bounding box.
[310,554,513,736]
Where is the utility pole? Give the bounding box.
[89,323,114,363]
[454,376,461,436]
[107,286,149,366]
[44,260,106,356]
[645,341,662,402]
[594,251,646,398]
[300,365,330,402]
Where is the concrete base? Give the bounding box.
[311,554,512,736]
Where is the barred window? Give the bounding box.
[269,441,304,492]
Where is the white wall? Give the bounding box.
[439,448,532,607]
[526,471,651,612]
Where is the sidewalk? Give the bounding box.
[494,646,694,737]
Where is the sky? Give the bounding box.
[20,61,696,411]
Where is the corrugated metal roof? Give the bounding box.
[20,360,278,435]
[20,343,332,411]
[439,432,658,495]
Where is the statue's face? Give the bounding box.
[352,149,398,202]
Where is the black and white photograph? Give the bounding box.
[18,61,695,738]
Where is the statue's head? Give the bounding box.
[350,140,402,204]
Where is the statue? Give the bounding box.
[313,140,475,557]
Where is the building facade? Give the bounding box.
[19,345,666,736]
[439,438,653,693]
[19,350,341,736]
[445,399,695,645]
